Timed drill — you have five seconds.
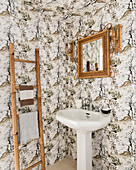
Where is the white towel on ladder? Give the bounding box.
[19,85,34,107]
[19,111,39,144]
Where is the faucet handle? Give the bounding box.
[82,98,92,110]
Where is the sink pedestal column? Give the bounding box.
[77,131,92,170]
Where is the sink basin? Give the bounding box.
[56,108,112,132]
[56,108,112,170]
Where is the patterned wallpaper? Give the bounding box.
[0,0,135,170]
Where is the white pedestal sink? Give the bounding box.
[56,108,112,170]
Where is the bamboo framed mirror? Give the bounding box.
[77,28,111,79]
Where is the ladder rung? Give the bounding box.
[18,137,39,146]
[15,85,37,89]
[14,58,36,63]
[25,161,42,170]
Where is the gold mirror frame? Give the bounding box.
[77,28,111,79]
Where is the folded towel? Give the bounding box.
[19,111,39,144]
[19,85,34,107]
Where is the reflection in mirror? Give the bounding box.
[83,38,103,72]
[78,28,110,79]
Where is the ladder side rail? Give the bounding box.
[9,43,20,170]
[35,48,46,170]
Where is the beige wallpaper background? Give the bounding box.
[0,0,135,170]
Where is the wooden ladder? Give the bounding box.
[9,43,46,170]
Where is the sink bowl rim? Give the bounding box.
[56,108,112,132]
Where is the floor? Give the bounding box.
[47,157,77,170]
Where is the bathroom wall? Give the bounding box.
[0,0,135,170]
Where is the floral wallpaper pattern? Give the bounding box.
[0,0,135,170]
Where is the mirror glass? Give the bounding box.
[83,38,103,72]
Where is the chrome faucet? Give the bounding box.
[82,98,92,110]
